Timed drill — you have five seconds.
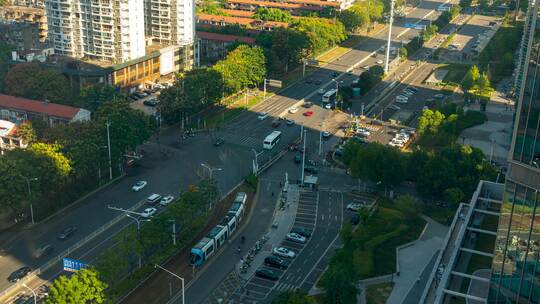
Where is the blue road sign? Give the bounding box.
[63,258,88,272]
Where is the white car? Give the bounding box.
[141,207,157,218]
[402,91,414,96]
[376,60,384,65]
[322,131,331,138]
[289,107,298,114]
[273,247,296,259]
[258,112,269,120]
[317,88,325,94]
[347,203,363,211]
[286,233,306,243]
[388,104,401,110]
[434,93,445,99]
[160,195,175,206]
[325,103,332,109]
[395,99,408,104]
[356,129,371,137]
[132,181,147,192]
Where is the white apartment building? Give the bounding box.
[145,0,195,47]
[45,0,145,63]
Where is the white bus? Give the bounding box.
[263,131,282,150]
[322,89,338,103]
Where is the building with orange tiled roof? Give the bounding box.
[220,9,255,17]
[196,13,289,30]
[197,31,256,61]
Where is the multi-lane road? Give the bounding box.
[0,0,457,301]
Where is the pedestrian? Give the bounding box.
[271,192,274,196]
[279,181,282,187]
[287,203,290,209]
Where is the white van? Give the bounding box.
[146,193,162,205]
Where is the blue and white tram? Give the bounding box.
[190,191,248,267]
[190,237,215,267]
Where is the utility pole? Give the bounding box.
[302,59,306,77]
[263,78,267,101]
[106,121,113,180]
[301,129,307,186]
[170,220,177,246]
[155,264,185,304]
[319,130,323,156]
[23,176,38,225]
[384,0,395,74]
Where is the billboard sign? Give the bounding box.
[63,258,88,272]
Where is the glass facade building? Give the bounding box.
[489,1,540,303]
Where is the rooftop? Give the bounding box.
[196,13,289,28]
[227,0,324,11]
[196,31,256,44]
[0,94,84,120]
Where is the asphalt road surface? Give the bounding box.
[0,0,457,300]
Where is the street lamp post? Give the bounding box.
[384,0,396,74]
[106,121,113,180]
[23,176,38,225]
[22,283,36,304]
[200,163,222,179]
[251,149,263,174]
[126,214,150,268]
[155,264,185,304]
[301,129,307,186]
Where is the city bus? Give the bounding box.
[322,89,338,103]
[263,131,282,150]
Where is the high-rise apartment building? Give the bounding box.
[45,0,146,63]
[488,0,540,302]
[144,0,194,47]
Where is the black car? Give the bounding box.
[286,119,294,126]
[264,256,290,270]
[34,244,53,258]
[302,102,314,108]
[8,266,31,282]
[304,166,318,174]
[58,227,77,240]
[314,79,322,85]
[332,72,339,77]
[143,99,159,107]
[213,138,225,146]
[291,227,312,238]
[305,78,313,84]
[255,268,279,281]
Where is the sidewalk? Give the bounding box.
[386,216,448,304]
[236,184,300,280]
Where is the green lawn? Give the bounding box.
[365,283,394,304]
[422,204,455,225]
[440,63,471,84]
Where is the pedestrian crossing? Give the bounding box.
[274,282,299,292]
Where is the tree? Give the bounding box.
[94,100,152,170]
[462,65,480,91]
[339,223,353,246]
[400,47,407,60]
[444,188,465,206]
[395,195,423,219]
[214,45,266,94]
[5,63,71,104]
[15,121,37,144]
[158,84,185,124]
[479,0,489,10]
[349,143,406,187]
[292,17,347,56]
[267,28,309,73]
[77,84,125,111]
[339,5,369,32]
[369,65,384,78]
[254,7,293,23]
[273,290,315,304]
[476,72,493,96]
[417,109,445,135]
[0,42,15,92]
[45,268,108,304]
[417,155,456,197]
[182,68,224,108]
[320,263,357,304]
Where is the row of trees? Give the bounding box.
[43,179,218,302]
[338,0,385,32]
[158,44,266,123]
[254,7,294,23]
[462,65,493,102]
[0,99,152,216]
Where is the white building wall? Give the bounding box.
[119,0,145,62]
[174,0,194,45]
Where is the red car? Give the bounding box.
[303,111,314,117]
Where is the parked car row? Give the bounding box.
[388,129,414,148]
[394,87,418,104]
[254,227,312,281]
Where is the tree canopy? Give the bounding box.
[45,268,108,304]
[254,7,293,23]
[4,63,71,104]
[292,17,347,56]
